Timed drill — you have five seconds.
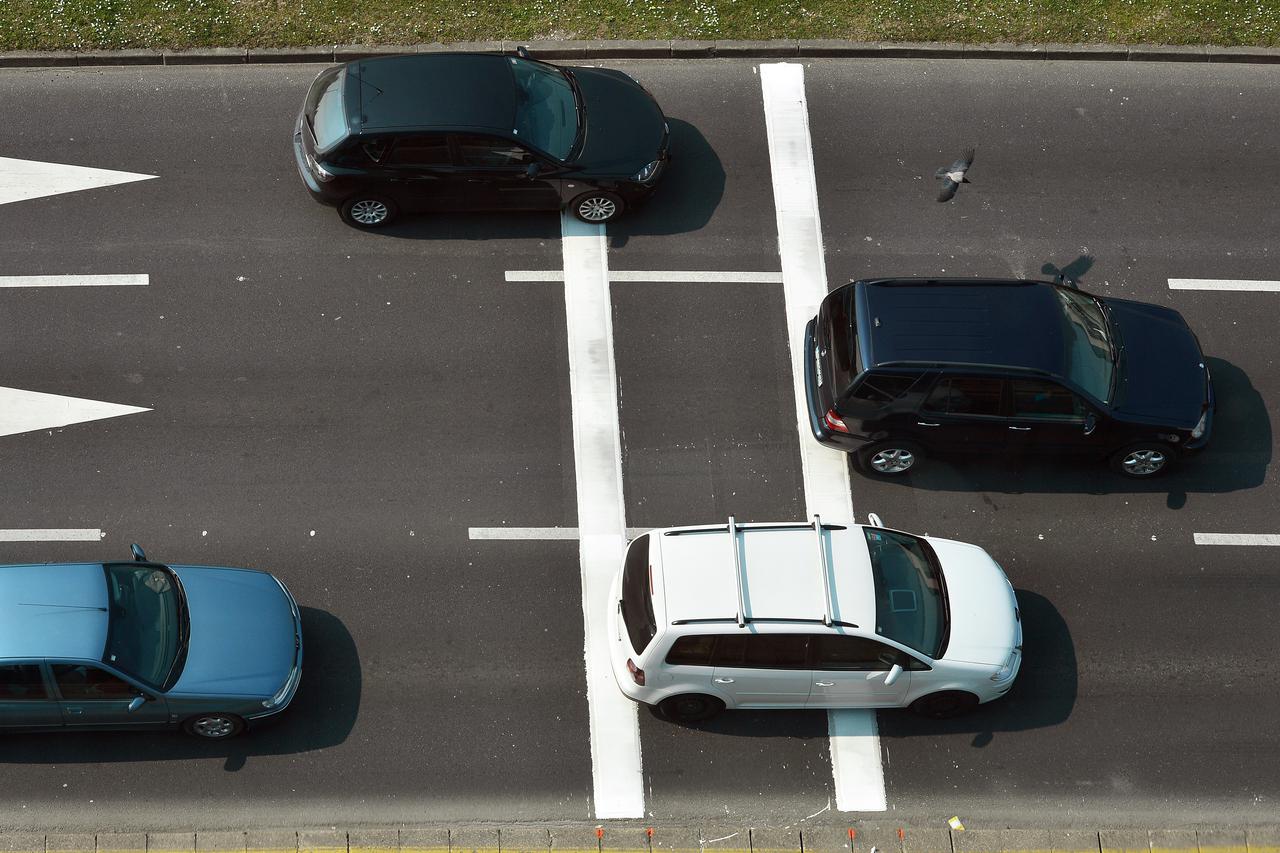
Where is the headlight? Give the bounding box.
[262,664,300,709]
[990,648,1020,682]
[305,152,335,182]
[631,160,660,183]
[1191,409,1208,439]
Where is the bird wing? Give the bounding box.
[949,147,976,174]
[937,178,959,202]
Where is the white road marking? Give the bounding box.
[0,529,102,542]
[506,270,783,283]
[761,61,887,813]
[0,387,151,439]
[1193,532,1280,546]
[469,527,651,540]
[0,156,157,206]
[560,212,645,819]
[0,274,148,288]
[1168,279,1280,292]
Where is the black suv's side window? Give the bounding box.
[382,134,452,167]
[1011,378,1085,421]
[455,134,534,167]
[849,373,918,405]
[922,377,1004,416]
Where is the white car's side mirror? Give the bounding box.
[884,663,903,686]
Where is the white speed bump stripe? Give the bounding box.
[506,270,783,283]
[469,527,651,540]
[1193,533,1280,546]
[761,61,887,813]
[1168,279,1280,292]
[0,529,102,542]
[0,274,148,287]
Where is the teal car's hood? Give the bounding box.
[168,566,297,698]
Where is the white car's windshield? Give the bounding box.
[865,529,947,658]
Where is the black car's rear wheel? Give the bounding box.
[909,691,979,719]
[656,694,724,723]
[183,713,246,739]
[1111,443,1176,477]
[857,440,923,476]
[340,195,398,228]
[571,191,624,223]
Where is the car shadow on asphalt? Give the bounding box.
[647,590,1072,743]
[0,607,360,771]
[855,358,1268,504]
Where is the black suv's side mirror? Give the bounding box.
[1083,412,1097,436]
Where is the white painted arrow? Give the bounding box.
[0,387,150,438]
[0,156,157,206]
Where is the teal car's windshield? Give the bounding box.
[865,528,947,658]
[1056,287,1115,403]
[103,564,187,689]
[509,57,579,160]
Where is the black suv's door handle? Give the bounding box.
[916,421,940,427]
[1008,426,1031,431]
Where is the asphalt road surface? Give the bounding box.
[0,57,1277,831]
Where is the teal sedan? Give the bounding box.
[0,545,302,739]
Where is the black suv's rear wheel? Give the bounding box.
[909,691,979,719]
[340,195,397,228]
[571,191,624,223]
[858,440,923,476]
[1110,443,1176,477]
[656,694,724,723]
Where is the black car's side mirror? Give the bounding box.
[1083,413,1097,435]
[516,45,531,59]
[130,543,147,562]
[525,162,540,179]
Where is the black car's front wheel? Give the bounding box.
[340,195,398,228]
[1111,443,1176,478]
[183,713,246,739]
[571,191,625,224]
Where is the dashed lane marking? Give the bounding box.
[559,212,646,819]
[0,528,102,542]
[1168,279,1280,291]
[505,270,783,283]
[0,274,148,287]
[469,527,651,540]
[1193,532,1280,546]
[761,61,887,813]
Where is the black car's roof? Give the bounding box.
[859,278,1067,376]
[348,53,518,134]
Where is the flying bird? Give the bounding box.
[935,148,975,202]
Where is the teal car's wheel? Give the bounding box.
[183,713,246,739]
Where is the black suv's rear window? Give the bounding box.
[820,288,859,398]
[620,535,656,655]
[849,373,918,405]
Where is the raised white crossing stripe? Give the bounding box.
[0,529,102,542]
[0,274,148,288]
[506,269,783,283]
[470,527,650,540]
[1168,279,1280,292]
[761,61,887,813]
[1193,532,1280,546]
[560,212,645,819]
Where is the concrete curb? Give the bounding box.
[3,828,1280,853]
[2,39,1280,68]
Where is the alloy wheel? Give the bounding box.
[349,200,389,226]
[190,715,236,738]
[577,196,617,222]
[870,448,915,474]
[1122,449,1167,476]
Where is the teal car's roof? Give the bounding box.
[0,563,108,660]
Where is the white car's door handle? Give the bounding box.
[814,681,835,687]
[713,677,735,684]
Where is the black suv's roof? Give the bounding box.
[348,54,517,134]
[860,278,1066,376]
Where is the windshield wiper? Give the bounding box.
[163,570,191,690]
[560,68,586,158]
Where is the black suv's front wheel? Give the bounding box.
[858,440,923,476]
[340,195,398,228]
[1111,442,1176,478]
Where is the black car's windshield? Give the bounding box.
[509,57,579,160]
[102,564,187,689]
[306,66,349,153]
[1056,287,1115,403]
[865,528,947,658]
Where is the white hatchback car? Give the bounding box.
[608,516,1021,721]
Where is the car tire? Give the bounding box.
[909,691,979,719]
[857,440,923,476]
[571,191,625,224]
[182,712,246,739]
[1110,442,1176,478]
[656,693,725,723]
[340,195,398,228]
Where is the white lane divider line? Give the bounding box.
[761,61,887,814]
[506,270,783,283]
[560,211,645,820]
[0,274,149,288]
[1193,533,1280,546]
[0,529,103,542]
[469,527,651,540]
[1169,279,1280,292]
[0,156,158,206]
[0,386,151,439]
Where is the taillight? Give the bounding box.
[824,409,850,433]
[626,658,645,686]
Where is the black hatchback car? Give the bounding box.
[293,51,670,228]
[804,278,1214,478]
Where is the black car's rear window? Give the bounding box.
[620,535,656,655]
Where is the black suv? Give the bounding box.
[293,51,670,228]
[804,278,1214,478]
